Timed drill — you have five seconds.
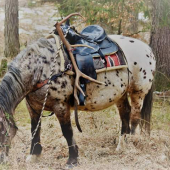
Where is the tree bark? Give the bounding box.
[150,0,170,90]
[4,0,20,58]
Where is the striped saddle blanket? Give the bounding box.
[93,49,128,73]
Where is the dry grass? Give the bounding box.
[0,99,169,170]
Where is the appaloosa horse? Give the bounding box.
[0,29,155,166]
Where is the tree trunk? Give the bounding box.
[150,0,170,90]
[4,0,20,58]
[128,12,138,34]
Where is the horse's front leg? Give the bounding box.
[26,101,42,162]
[54,103,78,167]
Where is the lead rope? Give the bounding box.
[31,26,71,145]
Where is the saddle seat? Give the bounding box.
[73,25,118,58]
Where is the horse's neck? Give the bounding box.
[0,37,62,114]
[0,71,26,114]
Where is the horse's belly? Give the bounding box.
[78,69,128,111]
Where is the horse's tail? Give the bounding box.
[141,85,154,134]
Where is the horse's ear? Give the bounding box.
[65,19,70,26]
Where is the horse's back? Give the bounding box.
[108,35,155,69]
[109,35,156,94]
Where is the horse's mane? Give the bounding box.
[12,37,56,65]
[0,37,57,115]
[0,38,54,113]
[0,67,24,114]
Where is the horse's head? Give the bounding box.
[0,110,17,164]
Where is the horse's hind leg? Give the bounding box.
[130,92,145,134]
[54,103,78,167]
[26,101,42,162]
[116,93,131,151]
[116,93,131,135]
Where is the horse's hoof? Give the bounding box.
[65,163,77,169]
[115,135,124,152]
[26,155,40,163]
[115,146,121,152]
[115,144,124,153]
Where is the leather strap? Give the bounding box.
[36,79,49,89]
[33,69,69,92]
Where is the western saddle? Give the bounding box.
[55,13,119,105]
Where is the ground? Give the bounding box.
[1,100,170,170]
[0,1,170,170]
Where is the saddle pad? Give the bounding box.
[93,49,128,72]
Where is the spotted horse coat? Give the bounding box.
[0,35,156,167]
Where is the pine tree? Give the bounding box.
[150,0,170,90]
[4,0,20,58]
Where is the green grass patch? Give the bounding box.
[0,164,10,170]
[14,100,30,127]
[152,100,170,131]
[0,59,7,77]
[14,99,53,127]
[27,1,37,8]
